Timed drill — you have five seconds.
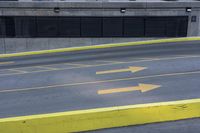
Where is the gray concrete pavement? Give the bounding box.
[0,41,200,119]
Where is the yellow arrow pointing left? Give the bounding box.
[96,66,146,75]
[98,84,161,95]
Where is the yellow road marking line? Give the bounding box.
[96,60,126,63]
[0,70,200,93]
[178,54,200,58]
[8,69,27,73]
[64,63,92,67]
[0,61,14,65]
[98,83,161,94]
[96,66,146,75]
[128,57,158,60]
[40,62,92,67]
[0,55,200,77]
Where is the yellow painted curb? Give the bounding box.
[0,98,200,133]
[1,37,200,58]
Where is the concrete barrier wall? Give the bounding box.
[0,38,159,54]
[1,37,200,58]
[1,98,200,133]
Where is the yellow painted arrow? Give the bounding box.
[0,61,14,65]
[98,84,161,95]
[96,66,147,75]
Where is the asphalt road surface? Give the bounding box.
[0,41,200,121]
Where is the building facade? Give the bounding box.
[0,0,200,53]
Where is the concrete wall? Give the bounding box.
[0,38,160,54]
[0,1,200,53]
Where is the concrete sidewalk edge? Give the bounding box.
[0,98,200,133]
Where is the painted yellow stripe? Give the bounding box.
[97,68,130,74]
[96,66,146,75]
[9,69,27,73]
[98,84,161,94]
[0,37,200,58]
[0,61,14,65]
[0,98,200,133]
[98,86,141,94]
[97,60,126,63]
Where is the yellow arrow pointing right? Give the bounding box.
[96,66,147,75]
[98,84,161,95]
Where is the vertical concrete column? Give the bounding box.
[187,10,200,36]
[0,11,5,54]
[196,10,200,36]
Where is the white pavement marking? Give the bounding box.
[0,55,200,77]
[0,70,200,93]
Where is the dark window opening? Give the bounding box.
[0,16,188,38]
[145,17,166,37]
[15,17,36,37]
[59,17,81,37]
[81,17,102,37]
[103,17,123,37]
[37,17,58,37]
[0,18,5,37]
[178,18,188,37]
[5,17,15,37]
[124,17,145,37]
